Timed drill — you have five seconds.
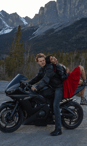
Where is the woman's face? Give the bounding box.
[50,56,57,64]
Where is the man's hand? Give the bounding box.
[31,86,37,91]
[66,68,69,73]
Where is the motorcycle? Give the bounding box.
[0,74,84,133]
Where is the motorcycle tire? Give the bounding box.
[0,105,23,133]
[61,101,83,129]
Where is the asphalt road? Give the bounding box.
[0,89,87,146]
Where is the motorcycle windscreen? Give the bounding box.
[5,74,28,91]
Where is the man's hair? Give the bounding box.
[35,53,46,62]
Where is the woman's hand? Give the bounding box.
[66,68,69,73]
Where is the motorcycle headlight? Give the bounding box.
[6,89,16,94]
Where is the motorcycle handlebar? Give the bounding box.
[20,81,32,90]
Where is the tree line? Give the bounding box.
[0,25,87,80]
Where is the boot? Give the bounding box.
[50,127,62,136]
[80,97,87,105]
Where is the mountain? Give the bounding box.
[0,25,38,56]
[0,10,29,35]
[0,0,87,59]
[1,0,87,34]
[0,18,87,59]
[28,18,87,54]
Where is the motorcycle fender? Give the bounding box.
[1,101,15,108]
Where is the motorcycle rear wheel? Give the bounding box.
[0,105,23,133]
[61,101,83,129]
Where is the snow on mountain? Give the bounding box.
[20,17,28,25]
[0,12,4,17]
[0,17,9,28]
[0,28,13,35]
[0,16,13,35]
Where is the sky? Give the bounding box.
[0,0,56,18]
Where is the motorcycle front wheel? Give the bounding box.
[0,105,23,133]
[61,101,83,129]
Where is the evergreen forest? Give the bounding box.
[0,25,87,81]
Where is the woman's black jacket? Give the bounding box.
[28,64,68,90]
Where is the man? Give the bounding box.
[28,53,68,136]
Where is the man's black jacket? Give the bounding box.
[28,64,68,90]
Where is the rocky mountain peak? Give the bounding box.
[10,12,19,17]
[45,1,56,7]
[1,0,87,35]
[39,7,44,15]
[0,10,9,17]
[24,16,31,24]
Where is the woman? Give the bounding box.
[45,55,87,105]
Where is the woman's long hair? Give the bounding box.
[45,55,52,64]
[45,55,60,65]
[45,55,60,72]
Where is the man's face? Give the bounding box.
[37,57,46,67]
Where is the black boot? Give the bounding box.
[50,128,62,136]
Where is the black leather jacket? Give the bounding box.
[56,64,69,81]
[28,64,68,90]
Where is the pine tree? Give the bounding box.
[0,60,4,66]
[51,51,56,56]
[58,50,63,63]
[5,25,24,76]
[14,25,24,67]
[10,37,15,57]
[62,52,68,67]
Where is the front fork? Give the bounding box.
[60,100,77,116]
[62,105,76,116]
[8,101,19,119]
